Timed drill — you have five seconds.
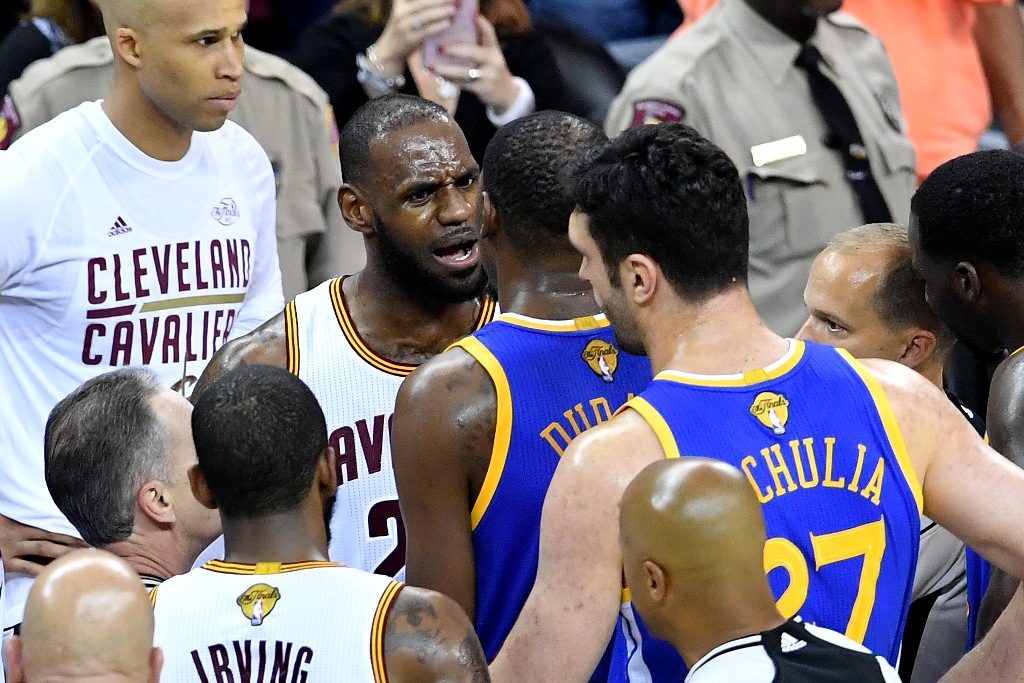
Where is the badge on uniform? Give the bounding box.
[631,100,685,127]
[750,135,807,167]
[0,94,21,151]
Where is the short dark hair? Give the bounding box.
[44,369,171,547]
[569,123,749,300]
[339,94,453,188]
[191,365,328,518]
[912,150,1024,277]
[829,224,956,355]
[482,111,606,255]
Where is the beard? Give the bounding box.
[376,221,487,305]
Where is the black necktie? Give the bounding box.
[795,43,893,224]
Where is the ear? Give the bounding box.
[953,262,982,303]
[479,191,500,241]
[623,254,659,306]
[896,329,937,372]
[113,27,143,69]
[317,446,339,499]
[5,636,25,683]
[339,185,375,237]
[149,646,164,683]
[188,464,218,510]
[137,479,175,526]
[643,559,669,604]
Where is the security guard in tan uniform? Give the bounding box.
[606,0,916,336]
[1,37,365,300]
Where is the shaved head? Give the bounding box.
[620,458,768,582]
[97,0,159,36]
[619,458,782,664]
[6,549,162,683]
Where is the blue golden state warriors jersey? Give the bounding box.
[451,312,652,663]
[611,340,921,682]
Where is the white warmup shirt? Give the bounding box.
[0,100,284,626]
[152,560,401,682]
[285,277,495,575]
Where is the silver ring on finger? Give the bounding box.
[468,68,481,81]
[411,15,423,32]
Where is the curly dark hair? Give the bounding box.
[569,122,749,300]
[912,149,1024,277]
[482,110,606,256]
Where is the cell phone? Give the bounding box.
[422,0,479,70]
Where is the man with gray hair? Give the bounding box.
[44,368,221,592]
[797,223,980,682]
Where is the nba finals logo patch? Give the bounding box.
[211,198,240,226]
[750,392,790,436]
[582,340,619,383]
[237,584,281,626]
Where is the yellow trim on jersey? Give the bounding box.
[622,396,681,460]
[836,349,924,514]
[201,560,342,575]
[621,587,631,603]
[372,581,404,683]
[655,340,806,388]
[329,278,498,378]
[495,312,611,333]
[450,336,514,530]
[149,585,160,607]
[330,278,418,377]
[284,300,300,375]
[1011,345,1024,358]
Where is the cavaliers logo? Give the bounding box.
[237,584,281,626]
[582,340,619,383]
[750,392,790,436]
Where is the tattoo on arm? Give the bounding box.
[385,589,490,682]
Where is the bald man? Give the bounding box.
[0,0,284,632]
[620,458,901,682]
[797,224,978,680]
[4,549,162,683]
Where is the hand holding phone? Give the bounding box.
[422,0,479,70]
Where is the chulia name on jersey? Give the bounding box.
[741,437,886,506]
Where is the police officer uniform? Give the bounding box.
[606,0,916,336]
[1,37,365,300]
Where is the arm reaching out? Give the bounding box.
[392,349,496,618]
[859,359,1024,585]
[490,412,662,683]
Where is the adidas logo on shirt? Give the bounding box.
[780,633,808,653]
[108,216,132,237]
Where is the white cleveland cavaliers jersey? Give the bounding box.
[0,100,283,627]
[152,560,401,682]
[285,277,496,575]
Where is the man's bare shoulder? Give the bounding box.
[191,311,287,401]
[559,407,665,486]
[384,586,490,683]
[393,347,496,470]
[855,357,945,403]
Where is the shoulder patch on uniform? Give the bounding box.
[631,100,685,127]
[0,94,21,150]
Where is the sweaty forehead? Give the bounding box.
[371,121,476,183]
